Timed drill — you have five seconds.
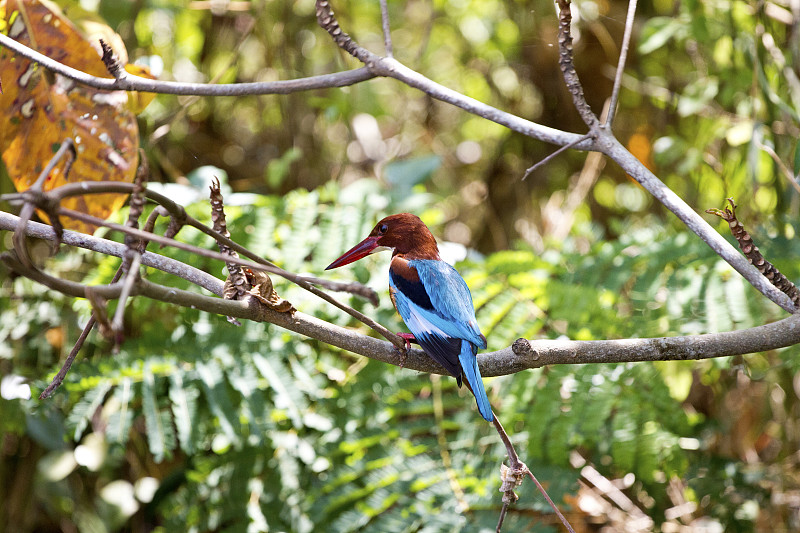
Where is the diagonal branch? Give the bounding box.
[3,211,800,380]
[314,0,595,150]
[2,181,396,347]
[311,0,797,315]
[605,0,638,129]
[597,136,797,313]
[6,180,377,303]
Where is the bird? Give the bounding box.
[325,213,493,422]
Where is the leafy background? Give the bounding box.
[2,0,800,531]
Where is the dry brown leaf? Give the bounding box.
[222,268,295,314]
[246,269,295,313]
[0,0,141,234]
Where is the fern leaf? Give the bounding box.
[142,362,174,462]
[169,371,199,455]
[67,380,113,441]
[196,359,242,448]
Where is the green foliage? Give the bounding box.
[3,0,800,529]
[3,181,800,531]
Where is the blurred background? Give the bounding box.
[2,0,800,530]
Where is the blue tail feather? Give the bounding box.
[458,341,493,421]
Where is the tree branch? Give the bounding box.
[3,211,800,380]
[311,0,798,315]
[605,0,638,129]
[2,181,397,347]
[555,0,599,128]
[0,32,375,95]
[314,0,595,150]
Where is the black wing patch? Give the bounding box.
[389,269,434,311]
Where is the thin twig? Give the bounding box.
[605,0,638,129]
[39,315,97,399]
[491,415,575,532]
[379,0,393,57]
[50,204,404,349]
[111,252,141,333]
[298,275,379,306]
[523,133,593,180]
[707,198,800,309]
[495,503,510,532]
[525,469,575,533]
[11,138,75,267]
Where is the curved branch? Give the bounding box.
[2,181,398,346]
[310,1,798,315]
[314,0,594,150]
[3,211,800,380]
[0,32,375,95]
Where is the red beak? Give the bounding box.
[325,236,381,270]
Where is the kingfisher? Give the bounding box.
[325,213,493,422]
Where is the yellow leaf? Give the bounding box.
[0,0,140,234]
[124,63,156,114]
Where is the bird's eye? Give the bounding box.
[379,224,388,234]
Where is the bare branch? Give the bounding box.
[314,0,594,149]
[2,177,399,344]
[4,180,378,303]
[523,133,593,180]
[56,204,404,347]
[491,414,575,533]
[39,315,97,400]
[555,0,599,128]
[112,253,141,333]
[310,0,799,313]
[0,210,221,292]
[605,0,638,129]
[3,211,800,381]
[0,32,375,95]
[379,0,394,58]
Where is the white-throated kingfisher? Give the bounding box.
[325,213,493,422]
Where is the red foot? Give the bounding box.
[396,332,416,350]
[395,332,416,368]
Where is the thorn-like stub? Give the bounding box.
[512,337,532,356]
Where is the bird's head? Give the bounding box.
[325,213,440,270]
